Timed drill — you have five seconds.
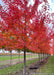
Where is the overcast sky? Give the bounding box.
[48,0,54,12]
[0,0,54,12]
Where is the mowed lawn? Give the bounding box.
[0,54,38,61]
[37,56,54,74]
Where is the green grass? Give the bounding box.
[37,56,54,75]
[0,55,24,61]
[0,55,38,61]
[0,58,38,75]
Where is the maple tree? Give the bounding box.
[0,0,54,75]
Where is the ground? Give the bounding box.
[11,56,54,75]
[0,54,38,75]
[37,56,54,74]
[0,55,54,75]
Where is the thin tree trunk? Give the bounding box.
[17,51,19,62]
[40,54,41,61]
[19,51,20,62]
[10,51,12,65]
[23,49,26,75]
[43,53,44,61]
[43,53,44,58]
[29,53,30,60]
[38,54,40,64]
[17,50,20,63]
[41,53,43,61]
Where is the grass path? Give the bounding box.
[0,58,38,75]
[0,55,38,61]
[0,55,38,66]
[37,56,54,75]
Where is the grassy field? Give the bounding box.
[0,55,38,61]
[0,58,38,75]
[37,56,54,75]
[0,55,53,75]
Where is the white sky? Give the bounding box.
[48,0,54,12]
[0,0,54,12]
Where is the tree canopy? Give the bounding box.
[0,0,54,54]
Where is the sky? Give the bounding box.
[0,0,54,13]
[48,0,54,12]
[0,0,54,12]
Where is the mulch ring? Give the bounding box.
[8,56,50,75]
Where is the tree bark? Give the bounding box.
[38,54,40,64]
[23,49,26,75]
[10,51,12,65]
[19,51,20,63]
[43,53,44,61]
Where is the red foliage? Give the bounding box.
[0,0,53,54]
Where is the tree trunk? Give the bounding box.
[19,51,20,63]
[38,54,40,64]
[43,53,44,61]
[23,49,26,75]
[10,51,12,65]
